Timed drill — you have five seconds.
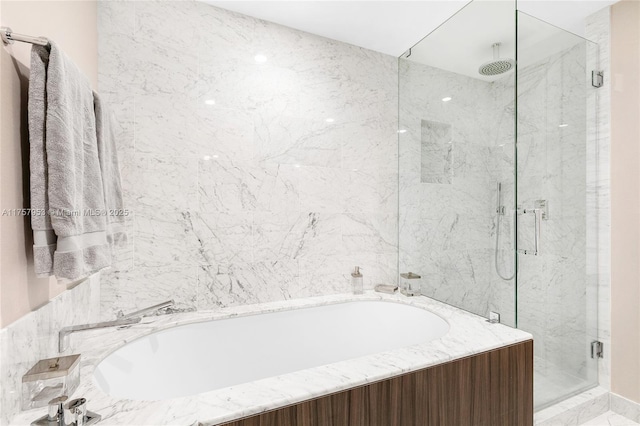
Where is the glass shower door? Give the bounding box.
[515,11,599,410]
[398,0,518,327]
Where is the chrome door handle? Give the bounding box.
[517,208,541,256]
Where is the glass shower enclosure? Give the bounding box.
[398,0,600,410]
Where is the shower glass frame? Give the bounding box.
[397,0,600,411]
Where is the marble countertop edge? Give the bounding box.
[10,292,532,426]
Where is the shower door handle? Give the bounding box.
[517,208,541,256]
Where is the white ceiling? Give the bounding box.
[205,0,617,57]
[408,0,598,81]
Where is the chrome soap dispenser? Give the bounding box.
[351,266,363,294]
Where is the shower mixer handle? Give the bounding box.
[517,208,542,256]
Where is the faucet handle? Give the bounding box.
[47,395,68,421]
[65,398,87,426]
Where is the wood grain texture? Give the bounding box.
[221,340,533,426]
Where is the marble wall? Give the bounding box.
[97,1,398,318]
[398,60,512,323]
[514,41,594,406]
[586,6,613,393]
[0,276,101,425]
[398,27,600,409]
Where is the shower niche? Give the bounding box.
[420,120,453,184]
[398,0,600,412]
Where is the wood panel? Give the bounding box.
[221,340,533,426]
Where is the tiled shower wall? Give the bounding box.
[98,1,398,317]
[398,60,510,323]
[399,41,595,388]
[514,42,592,391]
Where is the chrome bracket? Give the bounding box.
[1,27,14,45]
[591,340,604,359]
[487,311,500,324]
[535,199,549,220]
[592,70,604,88]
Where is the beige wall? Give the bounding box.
[0,1,97,327]
[611,0,640,404]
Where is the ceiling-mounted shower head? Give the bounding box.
[478,43,515,76]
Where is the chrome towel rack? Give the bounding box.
[1,26,49,46]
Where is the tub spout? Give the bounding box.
[117,300,175,320]
[59,300,174,353]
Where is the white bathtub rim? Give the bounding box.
[10,292,532,426]
[90,297,453,375]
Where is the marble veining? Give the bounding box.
[0,276,101,425]
[534,386,609,426]
[611,394,640,424]
[585,6,612,392]
[8,293,531,426]
[399,13,606,411]
[98,0,398,319]
[582,412,640,426]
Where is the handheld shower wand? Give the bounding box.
[495,182,515,281]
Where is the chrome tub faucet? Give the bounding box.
[58,300,174,353]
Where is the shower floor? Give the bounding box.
[534,356,596,410]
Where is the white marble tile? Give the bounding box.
[0,276,101,425]
[582,411,640,426]
[196,261,300,310]
[135,1,201,51]
[535,386,609,426]
[195,211,254,265]
[189,107,255,163]
[586,6,612,391]
[253,211,341,262]
[122,155,198,217]
[133,212,203,267]
[100,265,198,319]
[611,394,640,424]
[98,0,399,319]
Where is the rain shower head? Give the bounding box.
[478,43,515,76]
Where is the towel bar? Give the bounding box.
[1,27,49,46]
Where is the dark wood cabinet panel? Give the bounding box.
[221,340,533,426]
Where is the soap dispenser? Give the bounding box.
[351,266,363,294]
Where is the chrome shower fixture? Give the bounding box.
[479,43,515,76]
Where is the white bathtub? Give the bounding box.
[93,300,449,400]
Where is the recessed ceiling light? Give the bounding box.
[325,118,335,123]
[203,155,212,161]
[212,154,219,159]
[204,99,215,106]
[397,129,407,134]
[254,54,267,63]
[559,123,569,128]
[294,164,301,168]
[442,97,452,102]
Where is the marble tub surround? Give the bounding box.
[8,293,531,426]
[98,0,398,318]
[0,275,100,425]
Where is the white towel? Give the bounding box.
[28,42,111,281]
[94,93,127,248]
